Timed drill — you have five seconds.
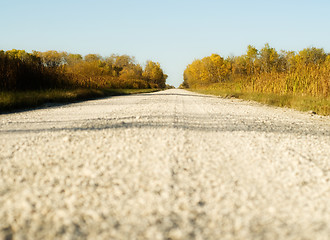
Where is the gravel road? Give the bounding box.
[0,89,330,240]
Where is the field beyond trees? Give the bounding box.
[182,44,330,115]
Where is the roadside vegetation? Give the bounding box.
[182,44,330,115]
[0,49,167,112]
[0,89,160,112]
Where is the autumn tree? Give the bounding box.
[297,47,327,66]
[183,43,329,98]
[84,54,102,62]
[245,45,258,74]
[1,49,167,90]
[65,54,83,65]
[33,50,66,68]
[259,43,279,72]
[119,64,143,81]
[143,61,167,88]
[112,55,135,76]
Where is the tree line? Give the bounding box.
[182,44,329,97]
[0,49,167,91]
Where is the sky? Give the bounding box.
[1,0,330,87]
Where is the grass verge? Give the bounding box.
[188,88,330,116]
[0,88,160,113]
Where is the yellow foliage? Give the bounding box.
[1,49,167,90]
[183,44,329,98]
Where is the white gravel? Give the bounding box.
[0,89,329,240]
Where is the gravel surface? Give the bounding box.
[0,89,330,240]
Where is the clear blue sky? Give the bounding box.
[1,0,329,87]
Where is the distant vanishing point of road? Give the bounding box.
[0,89,330,240]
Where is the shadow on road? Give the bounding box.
[1,113,329,137]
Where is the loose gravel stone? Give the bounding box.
[0,89,329,240]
